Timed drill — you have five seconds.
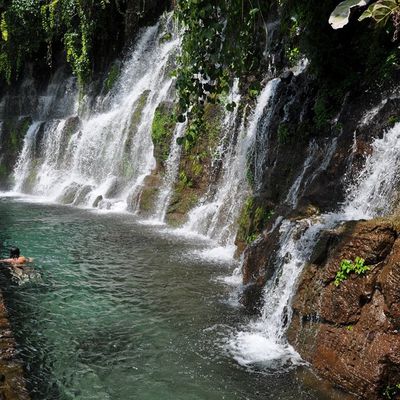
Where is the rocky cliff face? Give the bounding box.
[241,74,400,309]
[287,218,400,399]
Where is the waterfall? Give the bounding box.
[285,137,337,208]
[12,21,179,211]
[13,122,43,192]
[229,121,400,369]
[180,78,280,250]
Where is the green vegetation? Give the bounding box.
[104,62,120,93]
[4,117,31,151]
[0,163,7,180]
[177,170,192,190]
[237,196,274,244]
[174,0,272,140]
[278,123,291,144]
[334,257,370,286]
[330,0,400,34]
[388,115,400,126]
[151,102,176,163]
[383,383,400,399]
[0,0,126,84]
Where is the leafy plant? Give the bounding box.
[174,0,271,139]
[329,0,400,39]
[334,257,370,286]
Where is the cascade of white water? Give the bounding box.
[13,21,179,211]
[229,121,400,369]
[181,78,280,248]
[285,140,318,208]
[285,137,337,208]
[343,122,400,219]
[13,122,43,192]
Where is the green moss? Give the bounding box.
[151,102,176,164]
[189,155,203,177]
[388,115,400,127]
[159,32,172,43]
[203,102,223,147]
[139,187,159,212]
[0,163,7,180]
[278,123,291,144]
[236,196,274,245]
[166,190,199,226]
[5,117,31,152]
[104,62,121,94]
[383,383,400,399]
[177,170,192,190]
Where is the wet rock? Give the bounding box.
[93,195,103,208]
[57,182,82,204]
[136,174,161,216]
[281,70,293,83]
[0,290,30,400]
[288,218,400,399]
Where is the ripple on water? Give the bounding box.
[0,199,341,400]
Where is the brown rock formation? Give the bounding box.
[0,290,30,400]
[288,219,400,399]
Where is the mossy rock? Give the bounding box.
[0,116,32,188]
[165,189,199,226]
[103,61,121,94]
[151,101,176,168]
[137,174,161,214]
[235,196,274,250]
[22,158,43,193]
[3,116,32,153]
[164,102,225,225]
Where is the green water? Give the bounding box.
[0,198,339,400]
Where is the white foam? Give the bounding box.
[191,245,237,263]
[229,331,302,368]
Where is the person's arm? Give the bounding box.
[0,258,12,263]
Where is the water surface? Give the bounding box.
[0,198,339,399]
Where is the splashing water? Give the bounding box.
[229,121,400,370]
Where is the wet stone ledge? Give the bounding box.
[0,290,30,400]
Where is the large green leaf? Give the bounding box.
[329,0,372,29]
[359,0,400,24]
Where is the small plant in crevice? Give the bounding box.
[278,123,291,144]
[383,383,400,399]
[388,115,400,127]
[334,257,370,286]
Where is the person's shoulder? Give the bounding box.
[15,256,27,264]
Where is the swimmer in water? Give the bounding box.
[0,247,33,265]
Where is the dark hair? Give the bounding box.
[9,247,20,259]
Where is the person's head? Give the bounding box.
[9,247,20,259]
